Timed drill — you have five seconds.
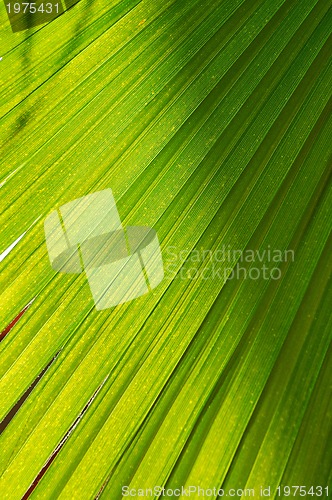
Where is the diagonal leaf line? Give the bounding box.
[0,349,61,436]
[21,374,110,499]
[0,23,330,454]
[0,0,331,496]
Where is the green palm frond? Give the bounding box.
[0,0,331,498]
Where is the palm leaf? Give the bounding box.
[0,0,331,498]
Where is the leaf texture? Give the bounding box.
[0,0,331,498]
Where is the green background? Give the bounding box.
[0,0,331,498]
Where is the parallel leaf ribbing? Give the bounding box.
[0,0,331,498]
